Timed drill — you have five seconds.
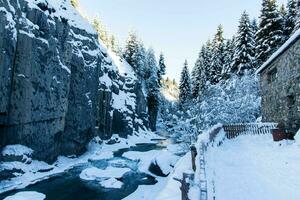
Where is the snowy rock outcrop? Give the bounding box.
[0,0,148,162]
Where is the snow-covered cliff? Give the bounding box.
[0,0,149,162]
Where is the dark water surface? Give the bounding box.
[0,142,168,200]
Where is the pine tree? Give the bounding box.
[191,51,202,98]
[146,73,160,131]
[92,18,109,46]
[294,0,300,32]
[284,0,298,37]
[70,0,78,8]
[108,34,121,54]
[279,3,287,17]
[232,11,256,75]
[136,42,147,79]
[144,48,157,80]
[251,19,259,68]
[202,40,213,84]
[123,31,141,73]
[256,0,284,65]
[251,19,259,35]
[179,60,192,107]
[158,53,167,84]
[222,37,235,77]
[210,25,225,84]
[191,44,213,98]
[145,50,160,131]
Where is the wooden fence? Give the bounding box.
[223,123,277,139]
[177,123,277,200]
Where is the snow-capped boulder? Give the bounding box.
[1,145,33,163]
[149,151,179,176]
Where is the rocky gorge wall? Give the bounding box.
[0,0,149,162]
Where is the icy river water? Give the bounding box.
[0,138,179,200]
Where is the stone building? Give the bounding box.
[257,30,300,134]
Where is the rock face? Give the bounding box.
[0,0,148,162]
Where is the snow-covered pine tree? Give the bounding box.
[92,17,109,46]
[136,42,147,79]
[172,79,176,85]
[210,25,226,84]
[144,48,157,80]
[146,73,160,131]
[251,19,259,35]
[256,0,284,66]
[232,11,256,75]
[284,0,298,37]
[294,0,300,32]
[108,34,121,54]
[222,37,235,78]
[279,3,287,18]
[179,60,192,107]
[202,40,213,84]
[70,0,78,8]
[123,31,142,74]
[191,51,202,98]
[145,50,160,131]
[158,53,167,84]
[251,19,259,69]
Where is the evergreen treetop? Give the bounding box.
[158,53,167,83]
[256,0,284,65]
[232,11,256,75]
[285,0,298,36]
[294,0,300,31]
[179,60,192,106]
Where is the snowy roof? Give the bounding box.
[256,28,300,74]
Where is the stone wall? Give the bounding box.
[260,38,300,134]
[0,0,148,162]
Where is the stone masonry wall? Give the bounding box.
[260,38,300,134]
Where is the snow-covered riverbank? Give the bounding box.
[0,130,188,200]
[0,131,163,194]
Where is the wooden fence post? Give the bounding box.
[191,145,197,172]
[173,172,194,200]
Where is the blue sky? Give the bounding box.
[79,0,286,82]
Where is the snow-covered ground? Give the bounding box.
[155,153,193,200]
[123,176,168,200]
[206,134,300,200]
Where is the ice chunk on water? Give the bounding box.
[80,166,131,181]
[4,191,46,200]
[100,178,123,189]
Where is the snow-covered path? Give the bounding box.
[206,134,300,200]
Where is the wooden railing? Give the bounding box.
[223,123,277,139]
[177,123,277,200]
